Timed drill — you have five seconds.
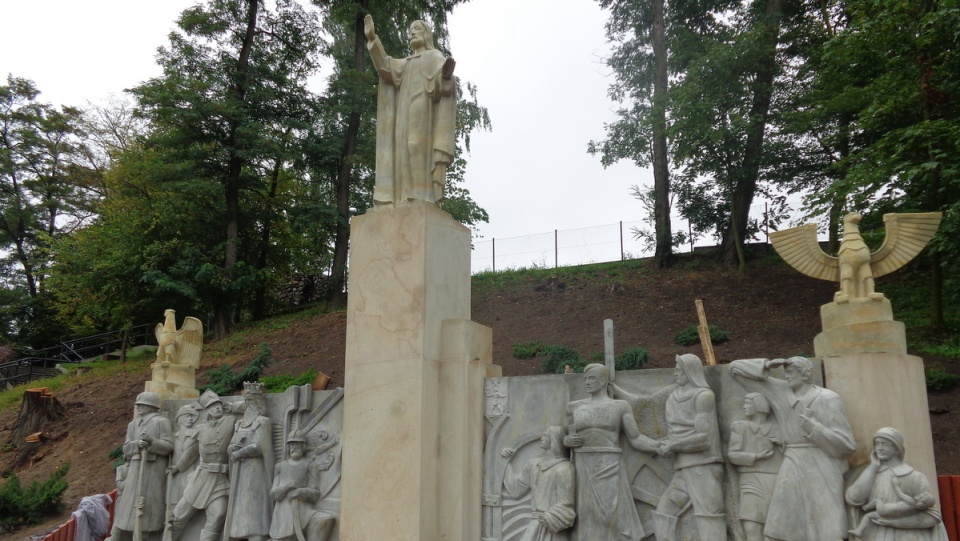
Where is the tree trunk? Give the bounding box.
[722,0,782,268]
[253,157,284,320]
[651,0,673,268]
[9,388,66,447]
[329,2,370,310]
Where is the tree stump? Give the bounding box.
[9,387,67,446]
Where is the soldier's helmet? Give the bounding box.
[287,430,307,444]
[198,389,222,409]
[176,403,201,420]
[135,392,161,409]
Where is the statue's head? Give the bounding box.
[674,354,708,388]
[198,389,224,418]
[540,426,567,457]
[243,381,266,415]
[784,356,814,388]
[177,403,200,427]
[582,363,608,394]
[409,20,435,51]
[873,427,905,461]
[287,430,307,459]
[843,212,862,228]
[135,392,161,415]
[743,392,770,417]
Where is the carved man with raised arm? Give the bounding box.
[730,356,856,541]
[564,363,658,540]
[363,14,456,206]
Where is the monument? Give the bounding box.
[771,211,943,496]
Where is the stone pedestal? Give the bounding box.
[816,299,938,505]
[339,202,498,541]
[144,364,200,401]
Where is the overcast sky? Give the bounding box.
[2,0,667,244]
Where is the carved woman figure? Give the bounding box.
[501,426,576,541]
[846,427,948,541]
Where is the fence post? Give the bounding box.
[492,238,496,273]
[620,221,624,261]
[555,230,558,268]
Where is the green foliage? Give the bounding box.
[925,364,960,392]
[674,325,730,347]
[108,445,125,469]
[537,344,586,374]
[512,341,544,360]
[260,369,317,393]
[0,465,69,533]
[200,342,273,396]
[615,347,650,371]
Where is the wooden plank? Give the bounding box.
[695,299,716,366]
[604,319,615,382]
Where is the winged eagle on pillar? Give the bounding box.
[770,212,942,304]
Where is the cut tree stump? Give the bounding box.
[9,387,67,446]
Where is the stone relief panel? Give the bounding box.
[483,357,841,541]
[105,384,344,541]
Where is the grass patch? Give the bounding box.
[925,363,960,391]
[260,369,317,393]
[472,259,648,293]
[674,325,730,347]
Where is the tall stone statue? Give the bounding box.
[364,14,457,206]
[168,390,238,541]
[770,212,941,304]
[731,357,857,541]
[563,363,658,540]
[846,427,948,541]
[223,383,275,541]
[269,431,339,541]
[108,392,174,541]
[726,392,782,541]
[500,426,576,541]
[146,309,203,400]
[653,354,726,541]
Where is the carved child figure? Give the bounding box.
[726,392,782,541]
[846,427,948,540]
[500,426,576,540]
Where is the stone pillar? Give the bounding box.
[339,202,497,540]
[816,297,938,504]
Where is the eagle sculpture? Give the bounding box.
[770,212,941,304]
[154,309,203,368]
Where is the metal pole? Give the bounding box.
[765,201,770,245]
[492,238,496,273]
[620,221,624,260]
[555,230,558,268]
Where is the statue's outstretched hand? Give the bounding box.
[442,57,456,79]
[363,15,376,41]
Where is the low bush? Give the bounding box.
[674,325,730,346]
[260,369,318,393]
[0,465,69,533]
[925,364,960,391]
[538,344,585,374]
[200,342,273,395]
[615,347,650,371]
[512,341,545,359]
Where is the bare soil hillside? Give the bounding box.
[2,255,958,539]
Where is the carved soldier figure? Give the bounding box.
[726,392,782,541]
[108,392,174,541]
[846,427,948,541]
[224,383,274,541]
[269,431,338,541]
[167,404,200,514]
[653,354,726,541]
[731,357,856,541]
[168,390,237,541]
[564,363,658,540]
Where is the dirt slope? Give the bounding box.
[2,255,958,539]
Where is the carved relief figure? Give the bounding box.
[169,390,238,541]
[270,431,339,541]
[731,357,857,540]
[165,404,201,529]
[108,392,174,541]
[500,426,576,540]
[846,427,948,541]
[224,383,275,541]
[564,363,658,540]
[653,354,726,541]
[364,14,456,206]
[769,212,941,303]
[726,393,782,541]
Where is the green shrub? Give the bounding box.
[674,325,730,346]
[512,341,545,359]
[537,344,585,374]
[260,369,317,393]
[615,347,650,371]
[0,465,69,533]
[108,445,125,469]
[925,364,960,391]
[200,342,273,395]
